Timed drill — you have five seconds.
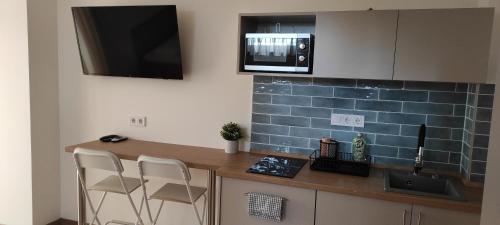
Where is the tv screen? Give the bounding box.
[72,5,183,79]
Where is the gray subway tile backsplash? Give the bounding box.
[456,83,469,92]
[250,76,494,178]
[471,148,488,161]
[357,80,404,89]
[423,150,450,163]
[405,81,456,91]
[253,104,290,115]
[474,121,491,135]
[356,100,402,112]
[252,113,270,124]
[254,83,291,94]
[476,108,492,121]
[292,85,333,97]
[451,128,464,141]
[251,133,270,144]
[428,92,467,104]
[313,77,356,87]
[424,139,462,152]
[426,115,464,128]
[253,94,272,104]
[273,76,312,85]
[401,125,451,140]
[335,87,378,99]
[312,97,355,109]
[354,122,400,135]
[423,161,460,172]
[272,95,311,106]
[269,135,310,148]
[471,161,487,174]
[479,84,495,95]
[477,94,494,108]
[403,102,454,115]
[271,115,310,127]
[368,145,399,158]
[379,89,428,102]
[252,124,289,136]
[290,127,331,139]
[291,106,331,118]
[376,135,418,148]
[377,112,426,125]
[454,105,466,116]
[473,135,490,148]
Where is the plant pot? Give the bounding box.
[225,140,239,154]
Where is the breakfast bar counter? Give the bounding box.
[65,139,232,225]
[66,138,483,225]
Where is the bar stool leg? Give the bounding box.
[77,169,86,225]
[152,200,164,225]
[89,192,108,225]
[134,195,145,225]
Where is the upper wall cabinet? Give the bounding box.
[313,10,398,80]
[394,8,494,83]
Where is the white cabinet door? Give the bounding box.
[313,10,398,79]
[394,8,494,83]
[220,178,316,225]
[411,205,480,225]
[316,191,412,225]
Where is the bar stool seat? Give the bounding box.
[150,183,206,204]
[89,175,143,194]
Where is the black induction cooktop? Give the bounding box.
[246,155,307,178]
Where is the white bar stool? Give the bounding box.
[137,155,207,225]
[73,147,145,225]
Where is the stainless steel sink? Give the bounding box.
[384,169,465,201]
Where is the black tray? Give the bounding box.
[309,150,371,177]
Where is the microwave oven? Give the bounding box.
[244,33,314,74]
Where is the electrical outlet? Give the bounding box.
[331,114,365,128]
[130,116,147,127]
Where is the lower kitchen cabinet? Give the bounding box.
[219,178,480,225]
[220,178,316,225]
[411,205,480,225]
[316,191,412,225]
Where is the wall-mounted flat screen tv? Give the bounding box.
[72,5,183,79]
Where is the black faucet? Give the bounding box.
[413,124,426,175]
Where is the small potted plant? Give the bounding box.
[220,122,242,154]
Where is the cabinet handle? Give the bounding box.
[402,210,407,225]
[417,212,422,225]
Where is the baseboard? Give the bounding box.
[47,218,77,225]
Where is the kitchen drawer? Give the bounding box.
[316,191,412,225]
[220,177,316,225]
[411,205,480,225]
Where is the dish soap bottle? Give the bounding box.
[352,133,366,161]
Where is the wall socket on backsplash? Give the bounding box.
[331,114,365,128]
[130,116,147,127]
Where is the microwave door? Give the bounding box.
[245,37,297,68]
[254,38,288,63]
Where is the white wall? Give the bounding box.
[481,0,500,223]
[28,0,61,224]
[0,0,34,224]
[58,0,484,223]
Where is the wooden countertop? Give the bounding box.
[65,139,483,213]
[65,139,232,170]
